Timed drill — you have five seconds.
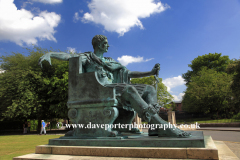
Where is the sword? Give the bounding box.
[154,75,159,91]
[154,63,160,91]
[154,64,161,111]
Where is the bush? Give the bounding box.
[232,113,240,120]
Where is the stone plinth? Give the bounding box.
[13,135,218,160]
[49,131,204,148]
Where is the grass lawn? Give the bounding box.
[0,134,63,160]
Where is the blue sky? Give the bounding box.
[0,0,240,101]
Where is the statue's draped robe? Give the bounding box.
[80,52,147,111]
[79,52,129,83]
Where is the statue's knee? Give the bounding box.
[149,85,155,91]
[147,85,156,93]
[124,85,138,94]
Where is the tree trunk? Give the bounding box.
[37,119,41,132]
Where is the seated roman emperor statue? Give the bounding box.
[39,35,191,138]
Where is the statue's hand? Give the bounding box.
[151,63,160,76]
[38,53,52,68]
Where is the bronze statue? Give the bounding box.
[39,35,190,138]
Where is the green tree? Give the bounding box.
[130,76,173,109]
[0,47,69,124]
[182,67,234,118]
[182,53,231,85]
[226,59,240,113]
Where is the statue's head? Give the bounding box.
[92,35,109,52]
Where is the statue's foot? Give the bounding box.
[149,128,191,138]
[148,114,191,138]
[150,127,191,138]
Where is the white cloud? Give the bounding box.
[117,55,153,66]
[162,75,185,92]
[172,93,185,101]
[80,0,169,36]
[73,12,80,23]
[21,1,33,8]
[31,0,63,4]
[67,47,76,53]
[0,0,61,46]
[73,10,85,23]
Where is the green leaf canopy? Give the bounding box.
[130,75,173,109]
[0,47,69,121]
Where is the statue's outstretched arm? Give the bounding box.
[103,61,126,71]
[128,63,160,78]
[38,52,78,68]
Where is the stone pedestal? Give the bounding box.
[50,131,204,147]
[13,131,219,160]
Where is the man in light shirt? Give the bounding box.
[40,120,46,135]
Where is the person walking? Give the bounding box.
[40,120,46,135]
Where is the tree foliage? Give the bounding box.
[0,47,69,121]
[182,67,234,118]
[226,59,240,112]
[130,76,173,108]
[182,53,231,85]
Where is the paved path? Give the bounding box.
[201,130,240,159]
[142,128,240,159]
[202,130,240,142]
[224,141,240,159]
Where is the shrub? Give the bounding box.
[232,113,240,120]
